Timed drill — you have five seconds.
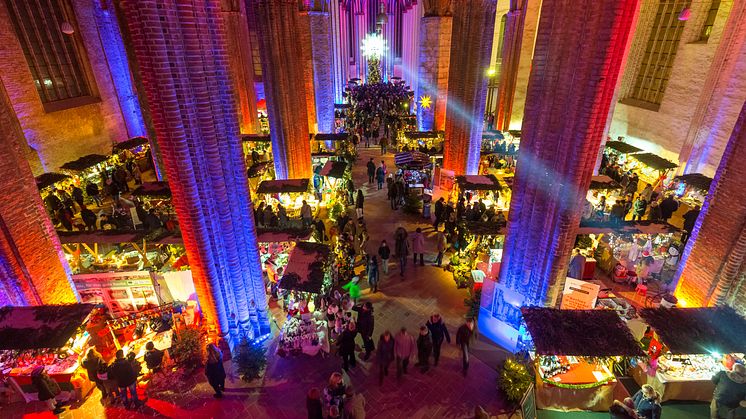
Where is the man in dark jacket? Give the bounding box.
[711,364,746,419]
[366,158,376,184]
[376,331,395,385]
[433,197,445,230]
[426,313,451,366]
[108,350,141,408]
[143,342,165,373]
[456,319,475,376]
[681,205,701,244]
[338,322,358,371]
[353,302,375,360]
[659,194,679,221]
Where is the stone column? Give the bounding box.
[298,9,318,133]
[309,10,335,133]
[675,101,746,311]
[442,0,497,175]
[250,0,312,179]
[416,8,452,132]
[678,1,746,177]
[121,0,269,341]
[497,0,639,306]
[221,0,259,134]
[0,80,76,306]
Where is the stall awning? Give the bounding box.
[589,175,622,191]
[456,174,502,191]
[36,172,71,190]
[247,161,272,178]
[465,221,504,236]
[312,133,349,142]
[60,154,109,172]
[508,130,522,138]
[394,151,430,168]
[257,179,310,194]
[320,161,349,179]
[521,307,646,357]
[577,220,680,235]
[131,181,171,197]
[403,130,443,139]
[0,304,95,350]
[57,229,182,245]
[257,227,313,243]
[639,307,746,355]
[605,141,643,155]
[112,136,149,152]
[674,173,712,192]
[278,242,331,294]
[242,134,272,142]
[482,130,505,140]
[630,153,678,171]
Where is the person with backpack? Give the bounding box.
[108,349,142,409]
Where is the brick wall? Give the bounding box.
[0,0,130,174]
[0,79,76,306]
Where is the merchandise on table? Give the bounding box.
[277,313,329,357]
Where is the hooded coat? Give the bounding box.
[712,368,746,408]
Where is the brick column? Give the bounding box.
[416,13,452,132]
[442,0,497,175]
[0,80,76,306]
[675,101,746,312]
[121,0,269,341]
[298,10,318,133]
[678,1,746,176]
[309,11,335,133]
[251,0,312,179]
[495,1,526,131]
[221,0,259,134]
[497,0,639,305]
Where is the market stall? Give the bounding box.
[276,242,332,357]
[394,151,433,193]
[584,175,624,220]
[448,221,505,289]
[521,307,646,412]
[103,303,176,360]
[36,172,72,193]
[111,136,152,172]
[670,173,712,208]
[576,219,681,285]
[0,304,97,404]
[627,153,679,190]
[242,134,272,166]
[130,181,177,230]
[59,154,112,183]
[453,174,507,211]
[257,226,314,292]
[256,179,318,224]
[633,307,746,402]
[398,131,444,155]
[317,160,351,209]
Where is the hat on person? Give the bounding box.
[728,363,746,384]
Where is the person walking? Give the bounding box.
[300,200,313,227]
[355,190,365,219]
[343,387,366,419]
[338,321,358,371]
[416,326,433,373]
[376,331,395,385]
[710,363,746,419]
[367,256,380,293]
[434,230,447,267]
[353,302,375,360]
[86,182,102,207]
[366,158,376,184]
[205,343,226,398]
[426,313,451,366]
[109,349,142,408]
[659,194,679,222]
[411,227,426,266]
[456,319,475,376]
[394,227,409,277]
[682,205,701,245]
[433,197,445,230]
[632,195,648,221]
[375,165,385,190]
[378,240,391,276]
[380,135,388,155]
[394,327,415,380]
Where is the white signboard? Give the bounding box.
[560,277,601,310]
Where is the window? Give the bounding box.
[627,1,689,108]
[699,0,721,42]
[5,0,94,108]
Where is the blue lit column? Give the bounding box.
[310,10,335,133]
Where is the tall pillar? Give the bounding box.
[675,101,746,313]
[442,0,496,175]
[678,1,746,177]
[495,0,541,131]
[251,0,312,179]
[298,8,318,133]
[497,0,639,306]
[309,9,335,133]
[0,80,76,306]
[221,0,259,134]
[120,0,269,341]
[416,1,452,131]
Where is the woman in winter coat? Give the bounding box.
[376,331,395,385]
[411,228,426,266]
[416,326,433,372]
[205,343,226,398]
[82,348,108,400]
[31,366,62,414]
[338,321,358,371]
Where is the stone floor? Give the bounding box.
[1,147,510,418]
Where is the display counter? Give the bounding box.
[632,363,714,402]
[536,355,617,411]
[277,313,329,357]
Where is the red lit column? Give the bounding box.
[442,0,497,175]
[121,0,269,341]
[251,0,312,179]
[495,0,526,131]
[675,101,746,311]
[0,80,76,306]
[498,0,639,305]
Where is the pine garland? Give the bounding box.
[499,357,534,402]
